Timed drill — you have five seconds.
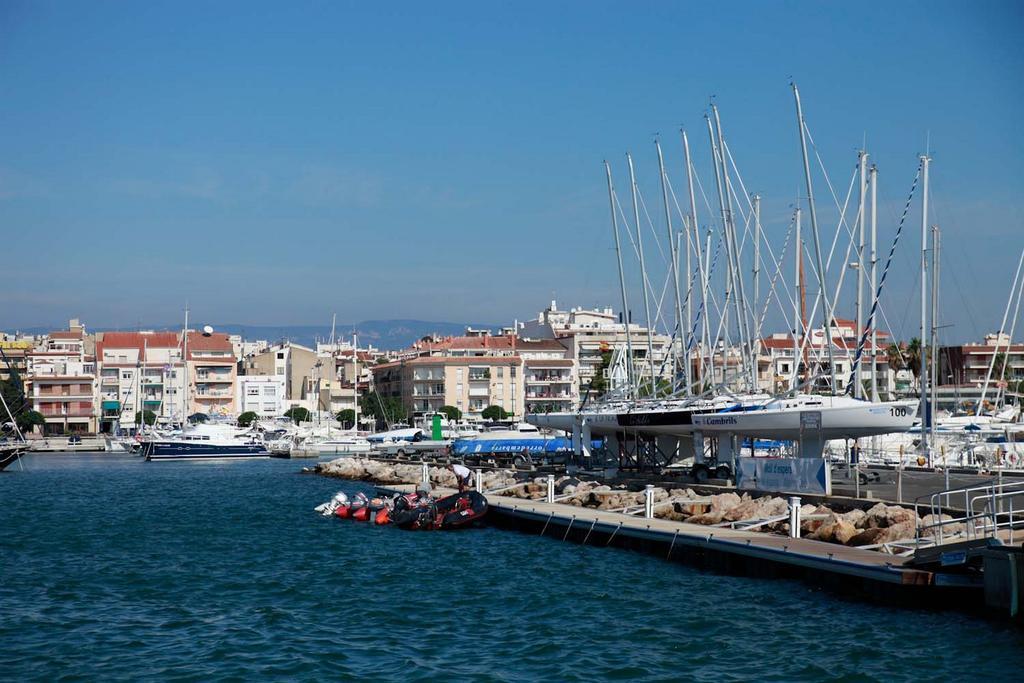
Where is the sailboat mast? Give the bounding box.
[855,150,868,399]
[712,105,754,392]
[627,152,658,396]
[682,129,709,393]
[869,164,879,402]
[919,154,930,460]
[352,333,359,430]
[605,162,635,396]
[793,207,802,390]
[656,138,686,394]
[182,305,189,425]
[752,193,761,388]
[792,83,836,393]
[930,224,940,454]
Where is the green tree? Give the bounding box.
[586,350,613,396]
[0,368,31,427]
[135,409,157,426]
[992,352,1009,381]
[358,391,407,429]
[284,406,311,424]
[237,411,258,428]
[439,405,462,421]
[16,409,45,434]
[481,405,510,421]
[905,338,922,387]
[336,409,355,429]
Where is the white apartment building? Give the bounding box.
[96,331,187,431]
[236,375,287,418]
[520,300,673,392]
[25,324,98,435]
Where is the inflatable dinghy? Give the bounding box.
[390,490,488,531]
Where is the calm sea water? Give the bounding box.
[3,454,1023,681]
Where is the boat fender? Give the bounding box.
[334,504,353,519]
[374,508,391,525]
[1008,452,1021,467]
[352,506,370,522]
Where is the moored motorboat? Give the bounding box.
[144,423,270,461]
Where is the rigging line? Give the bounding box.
[613,190,668,335]
[720,140,798,313]
[755,216,796,336]
[686,235,724,351]
[845,161,923,393]
[636,184,669,265]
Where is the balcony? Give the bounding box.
[467,370,490,381]
[468,386,489,397]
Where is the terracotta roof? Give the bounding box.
[185,331,233,357]
[97,331,183,360]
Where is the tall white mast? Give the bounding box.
[605,161,635,396]
[705,114,733,387]
[869,164,879,402]
[855,150,868,399]
[977,248,1024,413]
[752,193,762,387]
[793,207,802,390]
[919,154,930,459]
[712,105,754,391]
[930,224,940,454]
[182,305,189,424]
[682,130,709,393]
[352,333,359,430]
[628,152,658,395]
[656,138,686,394]
[792,83,836,393]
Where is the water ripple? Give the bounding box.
[2,453,1023,681]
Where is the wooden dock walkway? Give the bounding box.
[382,484,938,590]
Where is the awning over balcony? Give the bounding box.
[143,399,162,405]
[101,400,121,410]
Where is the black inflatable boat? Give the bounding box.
[390,490,489,530]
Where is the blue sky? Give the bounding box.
[1,1,1021,343]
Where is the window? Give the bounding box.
[456,368,463,380]
[276,368,285,375]
[122,371,132,380]
[247,387,260,396]
[263,386,276,396]
[277,352,285,360]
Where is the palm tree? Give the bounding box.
[992,352,1009,381]
[886,343,904,374]
[905,338,922,388]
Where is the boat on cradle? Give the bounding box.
[690,394,919,441]
[144,423,270,461]
[527,394,769,438]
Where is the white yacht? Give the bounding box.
[144,423,269,461]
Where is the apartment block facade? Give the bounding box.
[25,326,97,435]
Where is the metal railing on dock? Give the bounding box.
[915,478,1024,545]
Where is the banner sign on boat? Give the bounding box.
[735,457,831,495]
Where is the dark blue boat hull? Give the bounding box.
[145,441,270,461]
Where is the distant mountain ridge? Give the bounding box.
[5,320,501,351]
